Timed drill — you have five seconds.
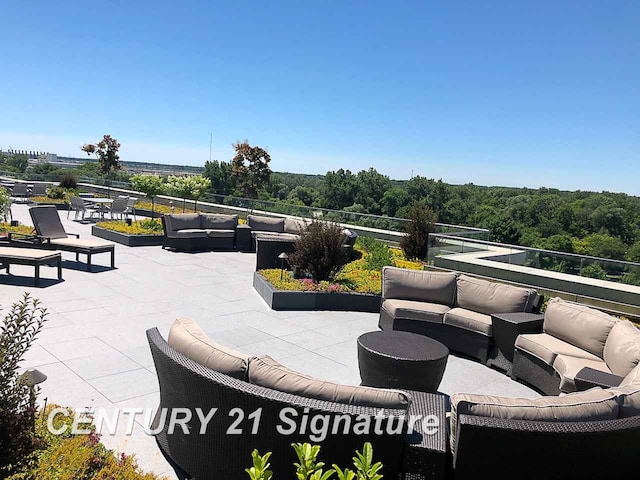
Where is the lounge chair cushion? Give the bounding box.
[200,214,238,230]
[444,308,493,336]
[381,299,449,324]
[203,229,236,238]
[247,215,285,233]
[603,321,640,377]
[515,333,602,366]
[49,237,114,249]
[247,355,409,409]
[252,231,299,241]
[450,388,619,451]
[168,318,250,380]
[552,354,612,393]
[284,217,309,234]
[168,229,208,239]
[456,275,536,316]
[543,298,617,358]
[166,214,201,231]
[381,267,457,306]
[621,364,640,387]
[610,384,640,417]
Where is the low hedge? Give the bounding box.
[95,219,164,236]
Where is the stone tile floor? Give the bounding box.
[1,203,539,478]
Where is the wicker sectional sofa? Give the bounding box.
[379,267,542,363]
[161,213,238,252]
[513,297,640,395]
[147,319,448,480]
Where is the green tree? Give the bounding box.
[231,141,272,198]
[129,174,165,216]
[0,153,28,173]
[580,262,608,280]
[320,169,357,210]
[400,201,438,260]
[353,168,391,215]
[204,160,236,195]
[381,187,410,217]
[287,186,317,206]
[166,175,211,212]
[627,241,640,263]
[579,233,626,260]
[81,134,122,175]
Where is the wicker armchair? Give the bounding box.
[146,328,447,480]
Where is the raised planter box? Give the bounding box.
[133,208,163,218]
[253,271,381,312]
[32,202,70,211]
[91,226,163,247]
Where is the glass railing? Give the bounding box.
[428,233,640,287]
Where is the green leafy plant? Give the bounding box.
[357,237,393,271]
[0,188,11,222]
[129,174,165,216]
[165,175,211,212]
[247,443,382,480]
[288,221,351,282]
[400,202,438,261]
[231,141,272,198]
[47,186,66,200]
[245,450,273,480]
[81,134,122,175]
[0,294,48,476]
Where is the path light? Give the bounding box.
[278,252,288,280]
[19,368,47,431]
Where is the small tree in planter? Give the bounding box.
[400,201,438,261]
[129,173,165,218]
[288,221,350,282]
[0,293,48,476]
[166,175,211,213]
[81,134,122,197]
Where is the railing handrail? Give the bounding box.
[430,233,640,268]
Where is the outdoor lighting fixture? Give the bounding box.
[19,369,47,431]
[126,218,132,226]
[278,252,288,280]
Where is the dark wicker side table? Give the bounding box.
[236,224,252,252]
[487,312,544,376]
[357,331,449,393]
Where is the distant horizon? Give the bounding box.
[1,2,638,195]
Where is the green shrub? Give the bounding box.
[59,172,78,190]
[247,442,382,480]
[580,262,608,280]
[288,221,350,282]
[47,186,66,200]
[0,294,48,476]
[357,236,393,271]
[400,202,438,260]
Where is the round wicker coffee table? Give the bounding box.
[357,330,449,393]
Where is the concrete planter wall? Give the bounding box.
[133,208,163,218]
[253,271,381,312]
[91,226,163,247]
[33,202,70,211]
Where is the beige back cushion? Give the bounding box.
[603,321,640,377]
[382,267,457,306]
[609,384,640,418]
[456,275,535,315]
[200,214,238,230]
[247,215,285,233]
[284,217,309,234]
[168,318,250,380]
[543,298,618,358]
[247,355,409,409]
[450,388,620,450]
[621,363,640,387]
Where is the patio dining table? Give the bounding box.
[83,198,113,218]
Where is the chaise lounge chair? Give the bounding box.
[24,205,115,271]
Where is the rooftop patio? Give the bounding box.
[2,203,539,478]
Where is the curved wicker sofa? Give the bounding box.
[146,326,447,480]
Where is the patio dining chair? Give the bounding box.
[68,196,97,221]
[108,197,128,220]
[29,183,48,197]
[11,183,28,202]
[124,197,136,220]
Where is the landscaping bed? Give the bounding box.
[92,219,164,247]
[255,238,424,311]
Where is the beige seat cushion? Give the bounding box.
[552,354,612,393]
[456,275,536,315]
[381,299,450,324]
[247,215,285,233]
[444,308,493,336]
[200,214,238,230]
[252,231,299,241]
[515,333,602,366]
[621,363,640,387]
[543,298,617,358]
[168,318,250,380]
[609,384,640,418]
[0,247,62,259]
[603,321,640,377]
[204,229,236,238]
[166,213,201,231]
[168,229,208,239]
[381,267,457,306]
[50,237,114,249]
[450,388,619,450]
[247,355,409,409]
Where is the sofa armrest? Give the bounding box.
[574,367,624,390]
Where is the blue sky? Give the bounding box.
[1,1,638,193]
